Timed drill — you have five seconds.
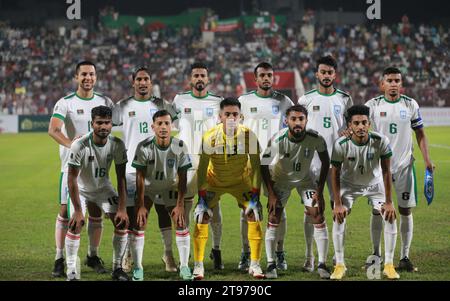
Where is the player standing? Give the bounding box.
[113,66,179,274]
[192,98,264,280]
[330,105,399,280]
[48,61,114,277]
[65,106,130,281]
[133,110,194,281]
[261,105,331,279]
[365,67,435,272]
[172,62,225,270]
[297,55,353,272]
[238,62,294,271]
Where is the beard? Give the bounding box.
[319,79,333,88]
[289,126,304,138]
[259,83,272,91]
[194,82,205,91]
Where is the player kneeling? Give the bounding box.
[133,110,194,281]
[192,98,265,280]
[66,106,131,281]
[330,105,399,280]
[261,105,331,279]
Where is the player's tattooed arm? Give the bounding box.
[48,117,72,148]
[331,165,346,224]
[67,165,84,233]
[380,157,396,224]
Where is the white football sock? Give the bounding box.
[65,231,80,271]
[265,223,278,264]
[112,230,128,270]
[314,222,329,264]
[400,214,413,259]
[383,216,398,264]
[176,228,190,267]
[304,213,314,260]
[131,230,145,269]
[370,213,383,256]
[332,219,346,265]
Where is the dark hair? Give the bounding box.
[152,110,172,122]
[254,62,273,76]
[383,66,402,76]
[286,104,308,118]
[190,62,208,73]
[316,55,337,71]
[346,105,370,122]
[91,105,112,120]
[132,66,151,81]
[76,61,96,75]
[220,97,241,110]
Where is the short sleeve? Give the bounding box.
[380,135,393,159]
[68,140,84,168]
[297,95,307,106]
[132,142,149,170]
[112,103,123,126]
[330,139,345,167]
[178,142,193,171]
[316,135,327,154]
[410,100,424,130]
[114,138,128,165]
[52,98,68,121]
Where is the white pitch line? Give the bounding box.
[430,144,450,149]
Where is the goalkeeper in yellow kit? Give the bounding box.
[192,97,264,280]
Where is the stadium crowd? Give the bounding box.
[0,11,448,115]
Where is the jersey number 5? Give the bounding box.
[323,117,331,128]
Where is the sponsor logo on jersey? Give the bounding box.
[347,157,356,161]
[167,158,175,168]
[380,112,387,117]
[184,108,191,114]
[367,152,375,160]
[313,106,320,111]
[128,111,136,117]
[77,109,84,115]
[304,148,311,158]
[334,105,342,115]
[272,105,279,115]
[400,110,407,119]
[88,155,94,162]
[206,108,213,117]
[251,107,257,113]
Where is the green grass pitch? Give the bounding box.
[0,127,449,281]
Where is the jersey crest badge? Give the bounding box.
[206,108,213,117]
[334,105,341,115]
[77,109,84,115]
[128,111,136,117]
[167,158,175,168]
[313,106,320,111]
[400,110,407,119]
[251,107,257,113]
[272,105,279,115]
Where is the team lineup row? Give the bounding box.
[48,57,434,281]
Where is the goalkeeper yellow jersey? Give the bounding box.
[197,123,261,189]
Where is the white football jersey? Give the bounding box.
[112,96,176,174]
[298,88,353,166]
[52,92,114,171]
[239,90,294,150]
[172,91,223,157]
[68,133,127,193]
[132,137,192,193]
[365,95,423,173]
[262,128,327,188]
[331,132,392,187]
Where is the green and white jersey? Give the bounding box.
[239,90,294,150]
[298,89,353,160]
[262,128,327,188]
[68,133,127,193]
[365,95,423,173]
[112,96,177,174]
[52,92,114,172]
[172,91,223,157]
[132,137,192,193]
[331,132,392,187]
